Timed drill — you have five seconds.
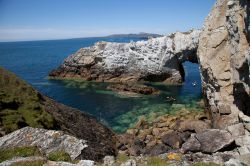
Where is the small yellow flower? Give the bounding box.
[167,153,181,160]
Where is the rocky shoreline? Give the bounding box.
[1,0,250,165]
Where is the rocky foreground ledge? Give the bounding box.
[49,29,200,84]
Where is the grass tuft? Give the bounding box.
[0,146,41,163]
[147,157,168,166]
[10,160,46,166]
[47,151,71,162]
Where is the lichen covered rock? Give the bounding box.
[0,127,86,160]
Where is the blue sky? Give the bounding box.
[0,0,215,42]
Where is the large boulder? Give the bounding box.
[197,0,250,128]
[181,129,234,153]
[49,30,200,84]
[0,127,87,160]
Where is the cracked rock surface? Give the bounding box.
[197,0,250,128]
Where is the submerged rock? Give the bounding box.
[107,83,160,97]
[49,30,200,84]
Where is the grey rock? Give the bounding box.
[103,156,115,166]
[181,134,201,153]
[245,123,250,132]
[237,146,250,155]
[0,127,87,160]
[161,131,183,149]
[235,135,250,147]
[144,143,170,156]
[196,129,234,153]
[44,160,96,166]
[120,159,136,166]
[237,154,250,166]
[182,129,234,153]
[225,159,242,166]
[177,120,211,133]
[227,123,245,137]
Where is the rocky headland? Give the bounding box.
[49,29,200,84]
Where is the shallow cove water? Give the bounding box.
[0,37,203,133]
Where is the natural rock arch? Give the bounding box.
[49,29,201,84]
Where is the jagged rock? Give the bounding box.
[144,143,171,156]
[107,83,159,97]
[181,129,234,153]
[197,0,250,128]
[50,30,200,84]
[181,134,201,153]
[227,123,245,137]
[161,131,183,149]
[0,127,87,160]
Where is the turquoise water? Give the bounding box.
[0,37,202,133]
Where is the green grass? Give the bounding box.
[0,146,42,163]
[113,154,130,166]
[147,157,169,166]
[47,151,72,162]
[191,163,220,166]
[11,160,46,166]
[0,67,56,134]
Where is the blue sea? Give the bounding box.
[0,37,202,133]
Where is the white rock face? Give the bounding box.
[50,30,200,84]
[0,127,88,160]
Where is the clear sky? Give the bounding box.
[0,0,216,42]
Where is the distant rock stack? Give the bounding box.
[49,30,200,84]
[198,0,250,128]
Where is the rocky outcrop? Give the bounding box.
[0,127,87,160]
[49,30,200,84]
[0,67,116,161]
[198,0,250,128]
